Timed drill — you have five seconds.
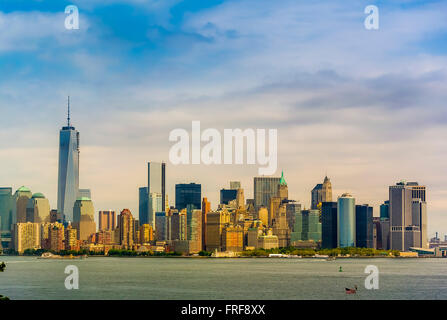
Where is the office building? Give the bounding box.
[311,184,323,210]
[26,193,50,223]
[286,203,301,231]
[337,193,356,248]
[57,98,80,222]
[322,176,333,203]
[98,210,116,231]
[222,225,243,252]
[14,222,41,253]
[412,198,428,248]
[220,189,238,205]
[254,176,280,210]
[0,188,14,249]
[202,198,211,249]
[187,206,202,253]
[148,192,163,228]
[206,210,230,252]
[139,224,154,244]
[230,181,241,189]
[73,197,96,241]
[138,187,149,225]
[175,183,201,210]
[355,204,373,248]
[14,186,32,223]
[380,200,390,219]
[148,162,166,211]
[321,202,338,249]
[64,224,79,251]
[155,212,167,241]
[291,209,321,243]
[117,209,135,248]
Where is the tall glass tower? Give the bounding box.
[337,193,356,248]
[57,97,80,222]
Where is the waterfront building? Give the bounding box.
[389,181,427,251]
[139,224,153,244]
[175,183,201,210]
[64,224,79,250]
[290,209,322,244]
[118,209,135,248]
[321,202,338,249]
[337,193,356,248]
[98,210,116,231]
[205,210,230,252]
[0,188,14,249]
[257,229,279,250]
[14,186,32,223]
[355,204,374,248]
[13,222,40,253]
[254,176,280,211]
[73,197,96,241]
[169,209,187,241]
[138,187,149,225]
[26,193,50,223]
[49,222,65,252]
[222,224,243,252]
[202,198,211,249]
[57,98,80,222]
[187,206,202,253]
[148,162,166,212]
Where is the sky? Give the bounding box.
[0,0,446,237]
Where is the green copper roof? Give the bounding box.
[17,186,31,192]
[32,192,45,199]
[279,170,287,186]
[76,196,91,201]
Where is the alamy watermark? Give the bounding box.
[65,5,79,30]
[64,265,79,290]
[169,121,277,175]
[364,5,379,30]
[364,265,379,289]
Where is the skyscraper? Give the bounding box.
[138,187,149,225]
[98,210,116,231]
[322,176,332,203]
[148,162,166,210]
[389,181,426,251]
[73,197,96,241]
[118,209,135,248]
[175,183,201,210]
[321,202,338,249]
[148,192,163,227]
[57,97,80,222]
[311,184,323,210]
[220,189,238,205]
[337,193,356,248]
[254,176,280,211]
[355,204,373,248]
[26,193,50,223]
[0,188,14,249]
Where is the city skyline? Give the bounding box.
[1,0,446,237]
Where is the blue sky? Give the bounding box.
[1,0,447,235]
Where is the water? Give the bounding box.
[0,256,446,300]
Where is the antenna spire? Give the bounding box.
[67,96,71,126]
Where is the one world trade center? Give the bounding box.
[57,97,80,222]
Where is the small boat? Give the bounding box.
[345,285,358,294]
[326,256,336,261]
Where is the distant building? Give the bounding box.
[230,181,241,189]
[0,187,14,249]
[169,209,187,241]
[14,186,32,224]
[355,205,373,248]
[57,100,80,222]
[201,198,211,249]
[98,210,116,231]
[118,209,135,248]
[286,203,301,231]
[380,200,389,219]
[222,225,243,252]
[206,210,230,252]
[175,183,201,210]
[291,209,321,244]
[73,197,96,242]
[220,189,237,205]
[26,193,50,223]
[148,193,163,228]
[187,206,202,253]
[138,187,149,225]
[148,162,166,212]
[253,176,280,211]
[321,202,338,249]
[14,222,41,253]
[139,224,154,244]
[155,212,167,241]
[311,176,332,210]
[64,224,79,251]
[337,193,356,248]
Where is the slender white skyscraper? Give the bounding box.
[57,97,80,222]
